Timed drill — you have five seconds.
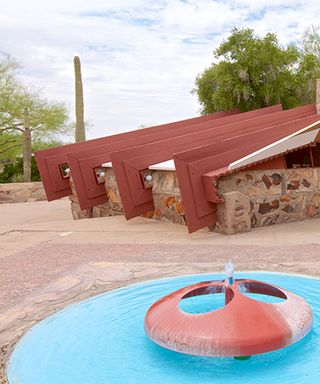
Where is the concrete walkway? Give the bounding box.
[0,200,320,383]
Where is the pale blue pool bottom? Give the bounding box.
[7,273,320,384]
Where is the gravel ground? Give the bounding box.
[1,241,320,311]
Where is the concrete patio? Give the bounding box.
[0,199,320,383]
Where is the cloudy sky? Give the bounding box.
[1,0,320,139]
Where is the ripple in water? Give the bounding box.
[7,273,320,384]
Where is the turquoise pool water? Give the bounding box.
[7,273,320,384]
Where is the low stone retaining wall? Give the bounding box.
[0,182,46,203]
[217,168,320,234]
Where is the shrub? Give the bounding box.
[0,156,40,183]
[9,173,25,183]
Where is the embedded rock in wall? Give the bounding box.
[69,168,124,220]
[251,191,309,227]
[70,200,91,220]
[216,191,251,235]
[67,165,320,234]
[218,170,286,197]
[0,182,46,203]
[217,168,320,233]
[69,168,186,225]
[286,168,318,191]
[151,171,186,225]
[69,176,92,219]
[104,168,123,213]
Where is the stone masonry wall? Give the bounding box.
[69,168,124,220]
[0,182,46,203]
[68,166,320,234]
[217,168,320,234]
[69,168,186,225]
[150,171,186,225]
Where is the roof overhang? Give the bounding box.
[229,120,320,171]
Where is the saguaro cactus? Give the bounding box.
[74,56,86,142]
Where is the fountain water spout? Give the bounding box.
[225,261,234,286]
[224,262,234,306]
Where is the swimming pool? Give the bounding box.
[7,273,320,383]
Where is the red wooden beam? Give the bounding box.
[35,109,238,202]
[110,105,313,220]
[175,113,320,232]
[67,105,284,209]
[66,110,245,209]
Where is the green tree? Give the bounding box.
[0,133,21,158]
[0,56,21,156]
[299,25,320,106]
[194,28,320,114]
[32,138,66,152]
[303,25,320,57]
[0,137,66,181]
[0,55,70,181]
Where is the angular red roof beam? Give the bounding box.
[35,109,238,202]
[110,105,312,220]
[172,104,316,167]
[174,112,320,232]
[172,105,316,163]
[68,105,282,209]
[66,110,246,209]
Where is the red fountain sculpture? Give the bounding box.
[144,264,313,358]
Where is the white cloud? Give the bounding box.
[0,0,320,139]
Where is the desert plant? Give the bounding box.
[0,156,40,183]
[74,56,86,142]
[10,173,24,183]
